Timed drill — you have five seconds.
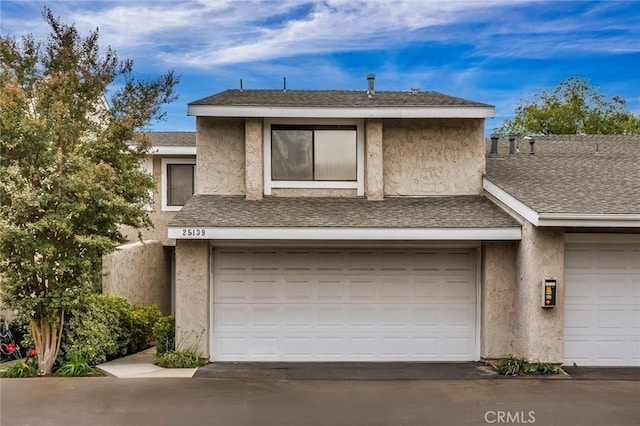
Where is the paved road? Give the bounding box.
[1,377,638,426]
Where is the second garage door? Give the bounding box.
[564,242,640,366]
[212,248,478,361]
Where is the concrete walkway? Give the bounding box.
[96,347,197,378]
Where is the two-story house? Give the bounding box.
[168,77,639,367]
[168,77,524,363]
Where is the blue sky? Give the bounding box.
[1,1,639,134]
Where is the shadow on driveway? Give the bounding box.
[194,361,498,380]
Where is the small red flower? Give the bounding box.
[28,348,37,357]
[5,343,16,353]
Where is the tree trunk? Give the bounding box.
[30,310,65,375]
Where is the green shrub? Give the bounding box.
[60,294,133,366]
[153,315,175,356]
[128,305,163,354]
[56,352,97,377]
[155,349,205,368]
[1,361,38,378]
[496,357,560,376]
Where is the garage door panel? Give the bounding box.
[213,248,478,361]
[443,278,476,300]
[564,242,640,366]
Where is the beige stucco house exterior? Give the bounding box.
[168,78,639,367]
[103,132,196,314]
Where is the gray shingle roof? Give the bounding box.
[146,132,196,146]
[189,89,493,108]
[169,195,519,228]
[485,135,640,215]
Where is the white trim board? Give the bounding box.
[152,146,196,155]
[188,105,495,119]
[168,227,522,240]
[483,178,640,228]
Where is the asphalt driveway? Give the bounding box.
[1,377,638,426]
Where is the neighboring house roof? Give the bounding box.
[187,90,495,119]
[484,134,640,227]
[146,131,196,146]
[145,131,196,155]
[167,195,521,240]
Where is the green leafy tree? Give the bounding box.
[496,77,640,136]
[0,8,177,374]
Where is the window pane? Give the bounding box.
[314,130,357,181]
[272,130,313,180]
[168,164,194,206]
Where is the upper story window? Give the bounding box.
[264,119,364,195]
[272,125,357,181]
[161,158,196,211]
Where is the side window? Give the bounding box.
[167,164,195,206]
[161,158,196,211]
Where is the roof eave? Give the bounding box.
[151,146,196,155]
[483,178,640,228]
[187,105,495,119]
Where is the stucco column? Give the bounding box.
[245,118,263,200]
[481,242,516,359]
[175,240,210,358]
[365,119,383,200]
[514,222,565,363]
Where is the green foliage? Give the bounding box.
[56,352,96,377]
[1,361,39,378]
[60,294,133,366]
[128,305,162,354]
[153,315,175,356]
[496,357,561,376]
[496,77,640,136]
[0,7,177,374]
[155,349,205,369]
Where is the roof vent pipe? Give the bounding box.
[508,134,516,156]
[524,136,535,155]
[489,134,499,157]
[367,74,375,95]
[240,78,243,92]
[283,77,287,92]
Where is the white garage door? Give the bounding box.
[212,248,478,361]
[564,243,640,366]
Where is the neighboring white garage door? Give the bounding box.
[564,243,640,366]
[212,248,478,361]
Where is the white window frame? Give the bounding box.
[161,157,196,211]
[264,118,365,196]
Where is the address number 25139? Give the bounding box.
[182,228,206,237]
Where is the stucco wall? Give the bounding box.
[514,221,565,363]
[481,242,516,359]
[365,119,384,200]
[175,240,210,357]
[382,118,485,196]
[197,117,245,195]
[102,241,171,313]
[245,119,264,200]
[120,155,194,244]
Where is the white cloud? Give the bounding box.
[3,0,638,70]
